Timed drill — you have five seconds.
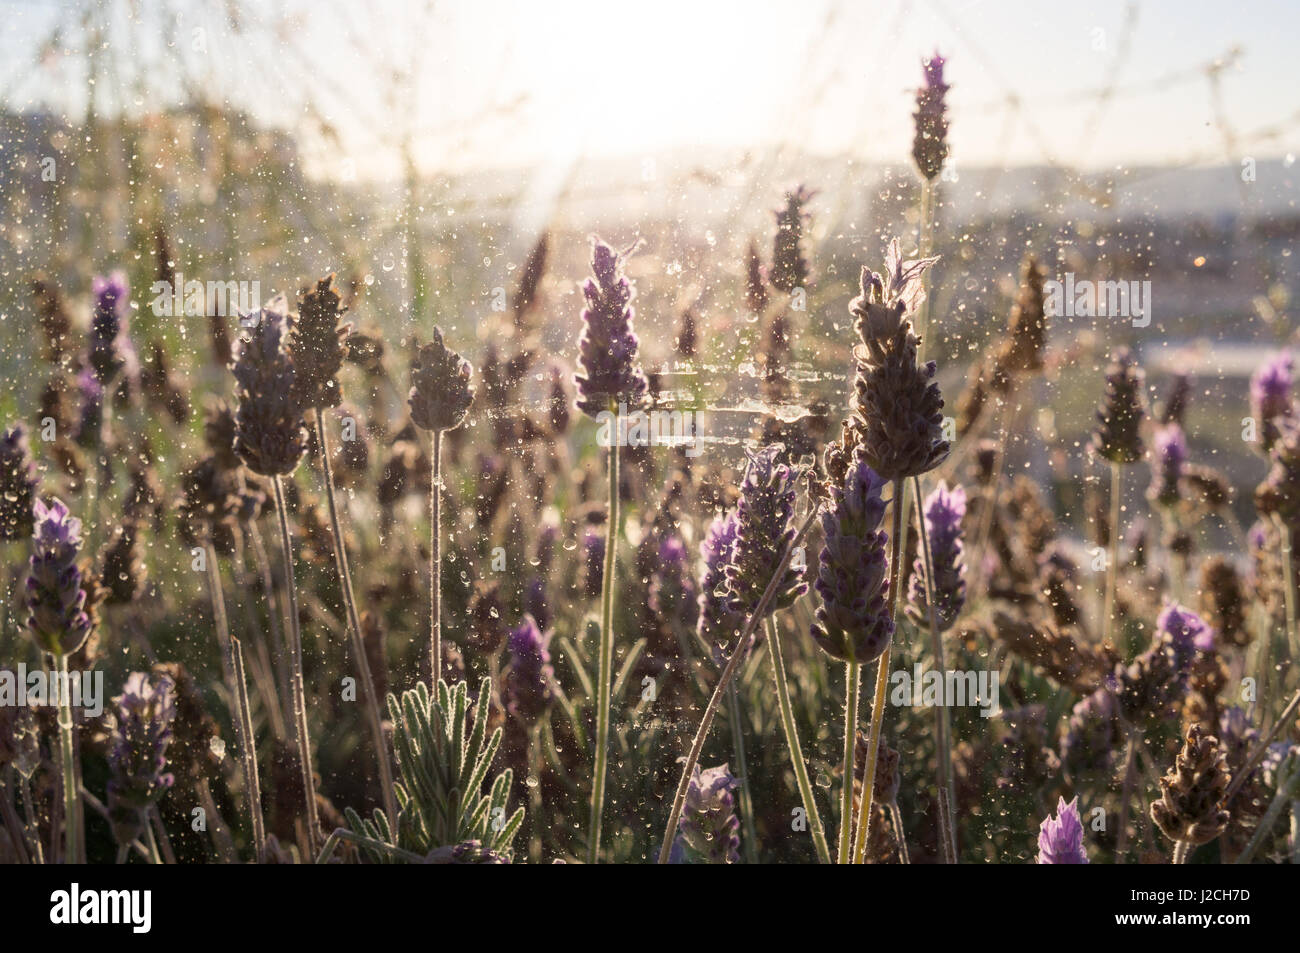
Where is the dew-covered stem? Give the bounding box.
[766,615,830,864]
[587,436,619,864]
[315,413,397,824]
[725,678,759,864]
[430,429,443,681]
[272,475,321,852]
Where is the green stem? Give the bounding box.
[838,661,861,864]
[247,523,291,726]
[1172,840,1190,865]
[56,653,80,864]
[888,798,910,863]
[20,775,43,864]
[1115,729,1139,863]
[149,806,176,864]
[1103,463,1122,649]
[658,504,822,863]
[272,475,322,852]
[0,768,30,864]
[203,540,265,860]
[227,637,264,860]
[315,413,397,825]
[725,680,759,863]
[430,429,443,681]
[915,178,935,362]
[1274,514,1298,667]
[587,437,619,864]
[1161,509,1185,604]
[528,724,544,864]
[766,616,831,863]
[852,478,907,864]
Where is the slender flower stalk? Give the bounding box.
[573,239,648,864]
[314,417,394,825]
[723,681,758,864]
[839,662,860,864]
[914,181,935,359]
[1113,726,1141,863]
[432,431,442,669]
[202,538,266,859]
[409,327,475,683]
[587,430,618,864]
[293,275,398,825]
[1275,514,1298,664]
[764,614,831,863]
[56,655,79,861]
[271,475,320,851]
[1105,462,1123,646]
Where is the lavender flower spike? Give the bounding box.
[1148,423,1187,508]
[1251,350,1294,452]
[1037,796,1089,863]
[89,271,130,386]
[0,423,38,541]
[671,763,741,864]
[724,446,808,620]
[811,459,894,663]
[502,614,555,727]
[1091,347,1147,465]
[409,326,475,433]
[769,185,816,294]
[697,511,747,659]
[848,261,950,480]
[912,51,950,181]
[106,672,177,845]
[1157,600,1214,670]
[232,296,307,477]
[25,498,92,657]
[906,480,967,632]
[573,238,649,418]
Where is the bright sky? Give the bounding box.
[3,0,1299,178]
